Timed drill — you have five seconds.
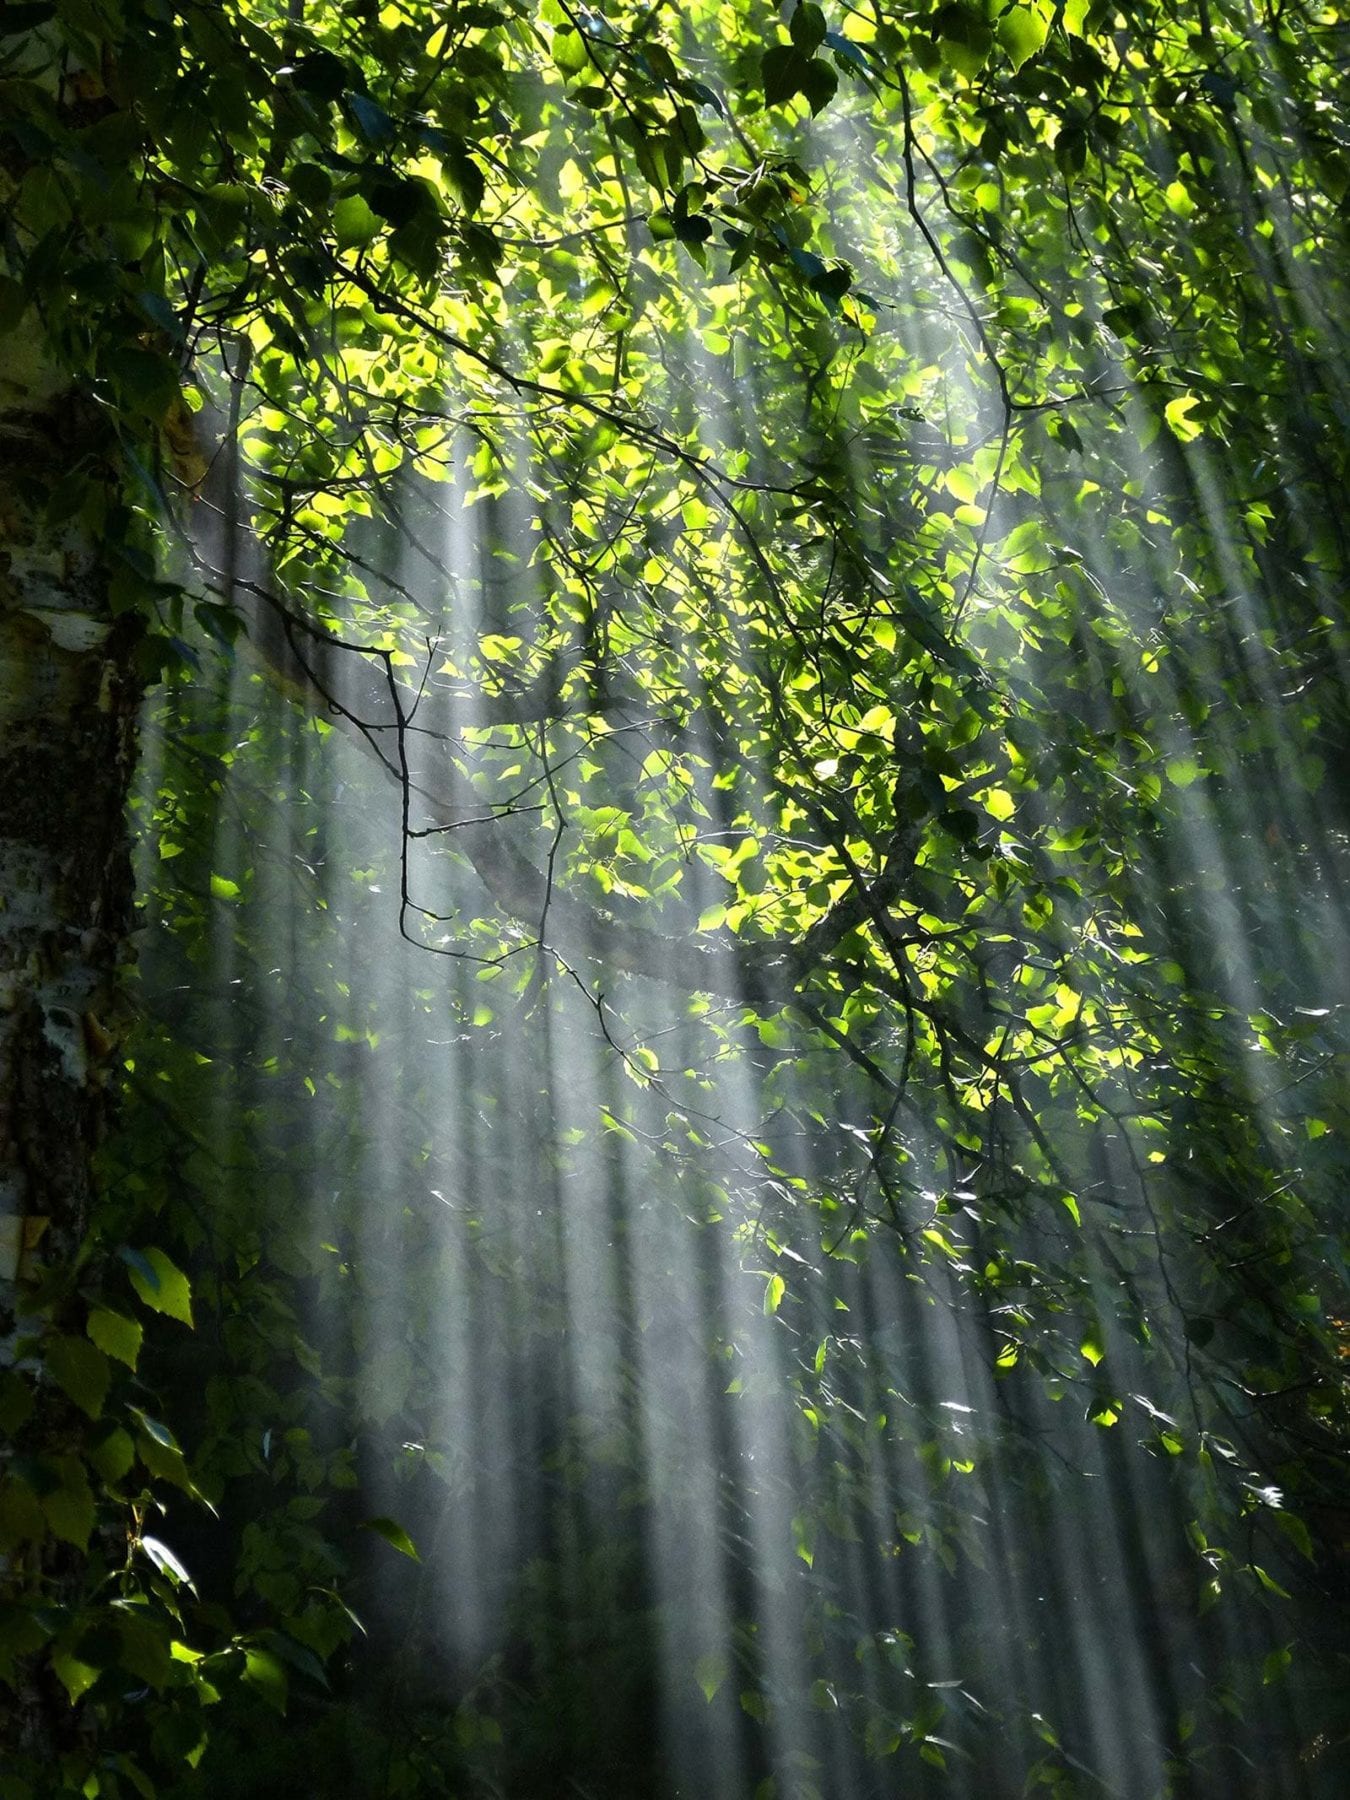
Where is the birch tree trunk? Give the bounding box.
[0,321,142,1759]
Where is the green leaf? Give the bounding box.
[812,265,852,307]
[389,210,447,280]
[291,49,348,100]
[89,1426,136,1486]
[134,1428,193,1494]
[106,348,180,422]
[129,1408,181,1451]
[287,161,333,208]
[41,1457,96,1552]
[789,2,827,52]
[0,1478,47,1551]
[88,1307,142,1371]
[440,141,485,217]
[1274,1511,1315,1562]
[764,1273,786,1315]
[52,1642,101,1703]
[761,44,837,113]
[1253,1564,1292,1599]
[792,1512,815,1568]
[261,1629,330,1689]
[799,56,838,115]
[1165,393,1203,441]
[46,1335,110,1420]
[761,44,807,108]
[126,1247,194,1326]
[997,3,1049,71]
[0,1371,34,1436]
[345,91,396,145]
[694,1650,727,1702]
[118,1615,174,1690]
[673,214,713,246]
[151,1707,209,1769]
[333,195,381,251]
[551,29,589,74]
[1165,758,1206,789]
[937,8,992,78]
[242,1646,289,1713]
[359,1516,420,1560]
[141,1534,195,1589]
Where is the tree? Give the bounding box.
[2,0,1347,1794]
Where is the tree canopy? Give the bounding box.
[1,0,1347,1795]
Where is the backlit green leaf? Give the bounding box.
[359,1516,420,1560]
[87,1308,142,1371]
[126,1248,194,1326]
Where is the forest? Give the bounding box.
[1,0,1347,1795]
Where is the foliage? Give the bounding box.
[2,0,1349,1794]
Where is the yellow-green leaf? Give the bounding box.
[52,1643,100,1703]
[360,1516,420,1560]
[242,1647,289,1714]
[997,3,1049,71]
[126,1247,194,1326]
[1164,393,1203,442]
[694,1651,727,1702]
[88,1307,142,1371]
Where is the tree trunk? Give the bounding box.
[0,337,142,1759]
